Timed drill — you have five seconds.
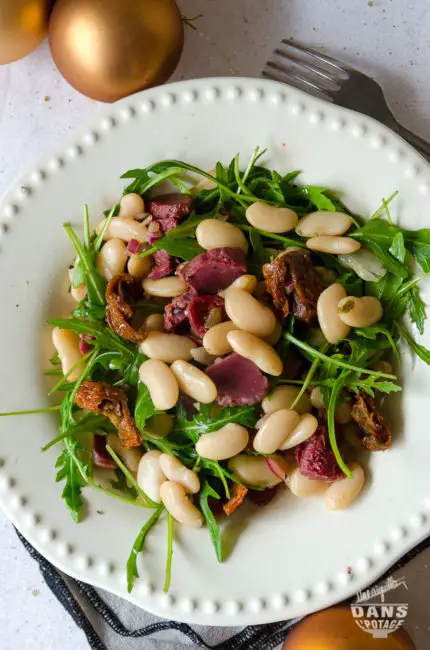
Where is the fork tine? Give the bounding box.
[281,39,352,76]
[274,47,340,89]
[263,62,333,103]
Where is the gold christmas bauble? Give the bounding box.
[0,0,53,64]
[283,607,416,650]
[48,0,184,102]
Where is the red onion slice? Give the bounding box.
[92,435,117,469]
[79,334,95,355]
[265,456,286,481]
[127,238,141,254]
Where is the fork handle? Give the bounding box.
[390,121,430,161]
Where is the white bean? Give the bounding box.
[52,327,83,381]
[228,454,287,487]
[137,450,165,503]
[118,193,145,218]
[71,284,87,302]
[159,454,200,494]
[324,462,365,510]
[335,401,352,424]
[97,216,148,243]
[288,468,328,498]
[144,313,165,333]
[310,386,325,410]
[139,359,179,410]
[226,330,283,376]
[225,288,277,337]
[374,360,393,374]
[96,239,128,281]
[226,274,257,293]
[190,347,217,366]
[202,321,238,356]
[145,414,174,438]
[142,276,187,298]
[127,254,153,280]
[196,424,249,461]
[140,332,195,363]
[196,219,248,253]
[106,433,142,473]
[296,211,353,238]
[337,296,383,328]
[193,168,217,193]
[253,409,300,454]
[279,413,318,450]
[171,360,217,404]
[246,201,298,233]
[306,236,361,254]
[160,481,203,528]
[262,321,283,346]
[262,385,311,415]
[317,283,351,344]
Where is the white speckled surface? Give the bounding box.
[0,0,429,648]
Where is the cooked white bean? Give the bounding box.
[262,320,282,346]
[246,201,298,233]
[307,236,361,254]
[310,386,325,409]
[296,211,353,238]
[171,360,217,404]
[142,276,187,298]
[106,433,143,473]
[140,332,195,363]
[127,254,153,280]
[374,360,393,374]
[288,468,328,498]
[139,359,179,410]
[196,219,248,253]
[279,413,318,450]
[160,481,203,528]
[224,274,258,294]
[137,450,165,503]
[52,327,83,381]
[226,330,283,376]
[193,168,217,193]
[190,347,217,366]
[118,193,145,218]
[96,238,128,281]
[196,423,249,460]
[262,385,311,415]
[317,283,351,344]
[253,409,300,454]
[202,321,238,356]
[144,313,165,333]
[71,284,87,302]
[145,414,174,438]
[97,216,148,243]
[335,401,352,424]
[225,288,277,337]
[159,454,200,494]
[228,454,287,487]
[338,296,383,328]
[324,462,365,510]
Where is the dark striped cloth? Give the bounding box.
[17,531,429,650]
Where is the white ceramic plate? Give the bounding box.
[0,78,429,626]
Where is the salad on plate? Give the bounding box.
[3,147,430,592]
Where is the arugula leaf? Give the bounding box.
[389,232,406,263]
[163,514,174,592]
[304,186,337,212]
[354,325,398,358]
[49,318,135,359]
[348,376,401,397]
[126,506,163,593]
[402,227,430,273]
[175,403,259,441]
[396,324,430,365]
[326,375,351,477]
[367,273,403,301]
[64,223,106,305]
[153,236,204,261]
[351,219,408,278]
[55,438,89,522]
[110,468,138,499]
[408,284,426,335]
[199,482,223,562]
[249,229,271,265]
[135,382,159,431]
[71,262,85,288]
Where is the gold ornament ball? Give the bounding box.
[48,0,184,102]
[0,0,53,64]
[283,607,416,650]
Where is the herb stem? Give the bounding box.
[106,445,157,508]
[0,405,62,417]
[284,333,397,379]
[327,377,352,477]
[291,344,328,409]
[236,224,306,247]
[163,514,174,592]
[48,350,94,396]
[94,205,115,253]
